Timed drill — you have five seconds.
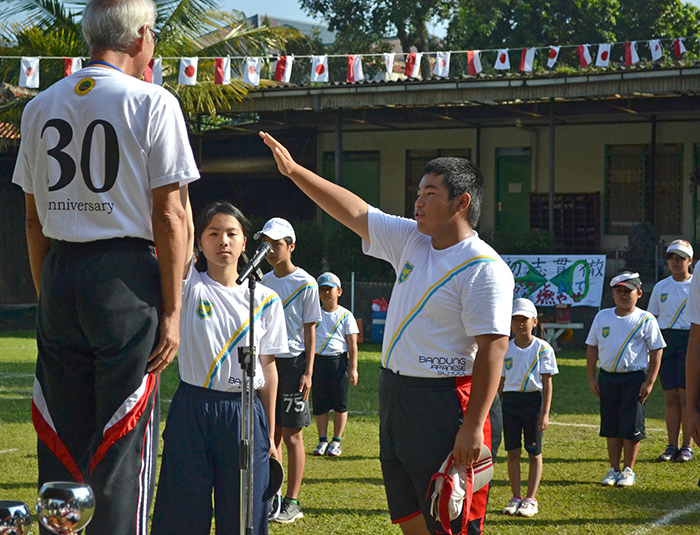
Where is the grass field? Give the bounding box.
[2,331,700,534]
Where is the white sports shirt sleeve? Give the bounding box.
[362,206,514,378]
[684,273,700,326]
[12,67,199,242]
[649,276,692,329]
[502,337,558,393]
[315,306,360,355]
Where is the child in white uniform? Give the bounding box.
[500,298,557,518]
[648,239,694,462]
[586,272,665,487]
[151,200,288,535]
[311,272,359,457]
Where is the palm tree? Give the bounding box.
[0,0,302,135]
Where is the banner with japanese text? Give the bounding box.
[502,255,606,307]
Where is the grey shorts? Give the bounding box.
[275,353,311,429]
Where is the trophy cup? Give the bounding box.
[0,500,31,535]
[36,483,95,534]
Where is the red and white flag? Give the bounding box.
[494,49,510,70]
[383,53,395,77]
[243,57,261,86]
[274,56,294,82]
[649,39,663,61]
[577,44,592,67]
[595,43,611,67]
[520,48,536,73]
[673,38,686,59]
[347,54,364,83]
[547,46,560,68]
[311,55,328,82]
[405,52,422,78]
[215,57,231,85]
[144,58,162,85]
[433,51,450,77]
[64,57,82,77]
[467,50,482,75]
[178,57,198,85]
[625,42,639,66]
[19,57,39,88]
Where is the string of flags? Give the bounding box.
[13,35,700,89]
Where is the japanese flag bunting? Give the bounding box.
[547,46,561,68]
[311,55,328,82]
[577,45,592,67]
[433,51,450,77]
[19,57,39,88]
[595,43,611,67]
[178,57,198,85]
[383,53,395,77]
[673,38,686,59]
[467,50,482,75]
[243,57,261,86]
[649,39,663,61]
[625,42,639,66]
[494,49,510,70]
[64,57,82,77]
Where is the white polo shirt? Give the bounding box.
[315,305,359,356]
[502,337,558,393]
[648,275,692,330]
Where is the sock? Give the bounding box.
[283,497,299,505]
[333,436,341,443]
[319,436,327,443]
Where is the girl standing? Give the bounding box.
[151,199,288,534]
[649,239,694,463]
[500,298,558,518]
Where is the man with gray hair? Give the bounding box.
[12,0,199,533]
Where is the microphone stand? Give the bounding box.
[238,266,264,535]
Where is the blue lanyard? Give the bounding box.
[85,60,123,73]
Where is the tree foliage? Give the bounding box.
[0,0,303,132]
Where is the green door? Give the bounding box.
[496,148,532,236]
[322,152,380,233]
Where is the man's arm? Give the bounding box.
[587,345,600,398]
[453,333,508,469]
[260,132,370,243]
[639,348,662,403]
[24,193,51,296]
[687,323,700,445]
[181,185,194,279]
[147,182,187,374]
[300,322,316,401]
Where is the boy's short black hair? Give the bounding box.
[422,157,485,228]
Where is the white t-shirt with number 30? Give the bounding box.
[13,66,199,242]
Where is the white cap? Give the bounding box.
[512,298,537,319]
[254,217,296,243]
[610,272,642,290]
[666,239,693,260]
[317,272,341,288]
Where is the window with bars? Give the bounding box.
[605,144,682,235]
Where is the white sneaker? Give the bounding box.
[516,498,538,517]
[616,467,636,487]
[503,496,522,515]
[601,468,620,486]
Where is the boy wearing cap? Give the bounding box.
[256,217,322,523]
[312,272,360,457]
[648,239,695,462]
[586,272,665,487]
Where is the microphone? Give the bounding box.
[236,242,272,285]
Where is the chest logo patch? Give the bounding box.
[660,293,668,303]
[602,327,610,338]
[196,299,213,320]
[398,262,414,284]
[504,357,513,371]
[74,77,96,96]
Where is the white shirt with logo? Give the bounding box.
[684,273,700,326]
[362,206,514,378]
[586,307,666,373]
[178,262,288,391]
[502,337,558,393]
[261,267,322,358]
[648,275,692,330]
[315,305,359,356]
[13,67,199,242]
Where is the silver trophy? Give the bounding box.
[36,483,95,534]
[0,500,31,535]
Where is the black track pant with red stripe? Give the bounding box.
[32,239,161,535]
